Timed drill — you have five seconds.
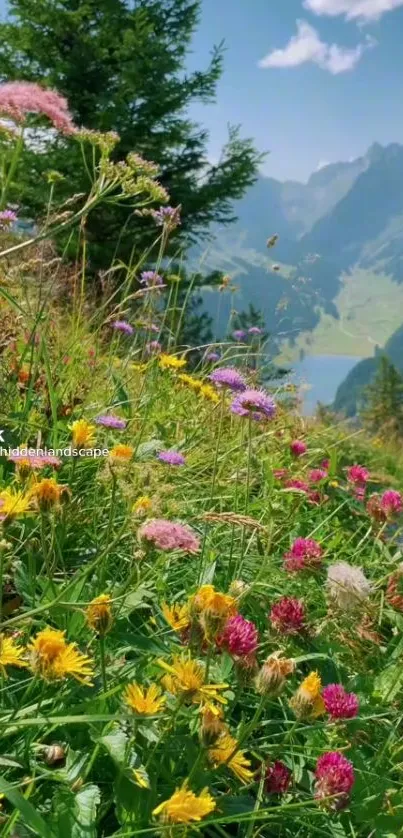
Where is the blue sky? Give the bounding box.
[188,0,403,181]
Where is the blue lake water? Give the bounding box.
[290,355,361,415]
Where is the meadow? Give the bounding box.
[0,82,402,837]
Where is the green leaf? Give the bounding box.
[136,439,163,460]
[71,784,100,838]
[98,726,128,765]
[0,776,54,837]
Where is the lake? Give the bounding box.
[290,355,360,415]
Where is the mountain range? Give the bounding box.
[198,141,403,411]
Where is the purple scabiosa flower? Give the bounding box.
[248,326,263,336]
[0,209,17,228]
[322,684,359,720]
[209,367,247,392]
[347,464,369,485]
[205,351,221,362]
[269,596,305,635]
[284,537,323,572]
[139,270,164,288]
[217,614,258,657]
[309,468,327,483]
[139,518,200,553]
[314,752,355,811]
[290,439,307,457]
[232,329,246,341]
[265,761,291,794]
[380,489,403,517]
[146,340,162,355]
[231,388,276,421]
[95,414,127,430]
[111,320,134,336]
[150,205,181,229]
[157,450,186,466]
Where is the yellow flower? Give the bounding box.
[199,383,220,403]
[161,602,190,632]
[159,353,187,371]
[70,419,96,448]
[153,785,216,824]
[124,682,165,715]
[178,373,202,392]
[192,585,237,618]
[0,634,27,676]
[130,362,148,373]
[209,731,253,784]
[0,488,31,521]
[28,628,94,684]
[255,652,295,696]
[31,478,69,509]
[199,703,226,746]
[133,495,152,515]
[85,594,113,636]
[110,444,134,461]
[157,654,228,705]
[290,671,325,719]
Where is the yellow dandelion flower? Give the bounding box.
[290,670,325,719]
[28,628,94,684]
[199,703,226,746]
[0,488,31,521]
[177,373,202,392]
[0,634,27,676]
[130,361,148,373]
[199,383,220,403]
[153,785,216,824]
[124,682,165,715]
[209,731,253,784]
[109,444,134,461]
[192,585,237,619]
[70,419,96,448]
[133,495,152,515]
[31,478,69,509]
[85,594,113,636]
[161,602,190,632]
[159,353,187,371]
[157,654,228,705]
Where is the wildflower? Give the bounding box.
[110,444,133,461]
[208,731,253,783]
[205,351,221,362]
[0,634,27,676]
[265,761,292,794]
[209,367,247,392]
[31,478,69,510]
[232,329,246,341]
[139,270,164,288]
[290,440,307,457]
[248,326,263,336]
[0,209,17,228]
[0,81,76,134]
[217,614,258,657]
[158,654,228,705]
[150,205,181,229]
[314,752,355,811]
[70,419,96,448]
[139,519,200,553]
[290,671,325,720]
[231,388,276,421]
[285,478,309,492]
[178,373,202,392]
[269,596,305,635]
[153,785,215,824]
[146,340,162,354]
[133,495,152,516]
[161,602,190,632]
[255,652,295,696]
[8,451,61,470]
[347,464,369,485]
[159,353,186,370]
[28,628,93,684]
[381,489,403,517]
[228,579,249,599]
[386,564,403,612]
[0,488,31,522]
[199,704,226,746]
[273,468,288,480]
[284,537,323,572]
[157,450,186,466]
[111,320,134,335]
[85,594,113,637]
[200,383,220,403]
[322,684,359,720]
[95,414,127,430]
[309,468,327,483]
[124,682,165,715]
[327,562,372,611]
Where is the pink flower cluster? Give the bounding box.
[381,489,403,516]
[269,596,305,635]
[265,760,291,794]
[290,440,307,457]
[139,519,200,553]
[284,537,323,572]
[284,478,321,505]
[314,752,355,810]
[218,614,258,657]
[0,82,76,134]
[322,684,359,720]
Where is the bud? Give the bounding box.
[255,652,295,696]
[199,705,225,747]
[31,478,69,511]
[85,594,113,637]
[44,744,66,766]
[228,579,249,600]
[386,564,403,613]
[289,671,325,720]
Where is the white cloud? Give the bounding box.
[258,20,375,74]
[303,0,403,22]
[316,159,330,169]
